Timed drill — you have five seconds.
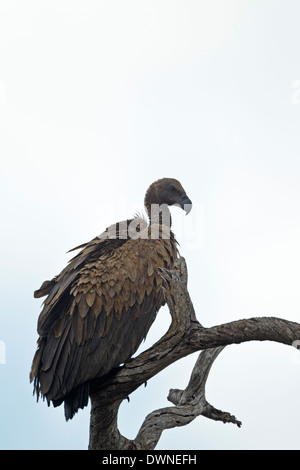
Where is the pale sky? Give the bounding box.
[1,0,300,449]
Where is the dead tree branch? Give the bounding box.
[88,257,300,450]
[134,347,241,450]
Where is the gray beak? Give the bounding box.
[179,193,192,215]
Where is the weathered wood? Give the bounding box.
[88,256,300,450]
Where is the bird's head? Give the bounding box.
[144,178,192,218]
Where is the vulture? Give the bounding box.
[30,177,192,420]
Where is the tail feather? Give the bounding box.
[31,337,90,420]
[53,383,90,421]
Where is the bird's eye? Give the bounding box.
[169,185,176,191]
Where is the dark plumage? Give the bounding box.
[30,178,192,420]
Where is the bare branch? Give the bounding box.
[168,347,226,407]
[88,257,300,450]
[134,347,241,450]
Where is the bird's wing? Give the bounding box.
[34,220,134,334]
[31,227,178,404]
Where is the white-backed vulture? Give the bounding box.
[30,177,192,420]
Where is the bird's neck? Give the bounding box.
[145,202,172,228]
[144,182,172,228]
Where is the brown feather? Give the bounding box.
[85,290,96,308]
[78,295,89,319]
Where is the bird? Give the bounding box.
[30,177,192,420]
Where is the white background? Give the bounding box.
[1,0,300,449]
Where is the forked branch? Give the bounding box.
[88,257,300,450]
[134,347,241,450]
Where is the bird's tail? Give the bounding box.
[53,382,90,421]
[31,337,90,420]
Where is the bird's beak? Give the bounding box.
[179,193,192,215]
